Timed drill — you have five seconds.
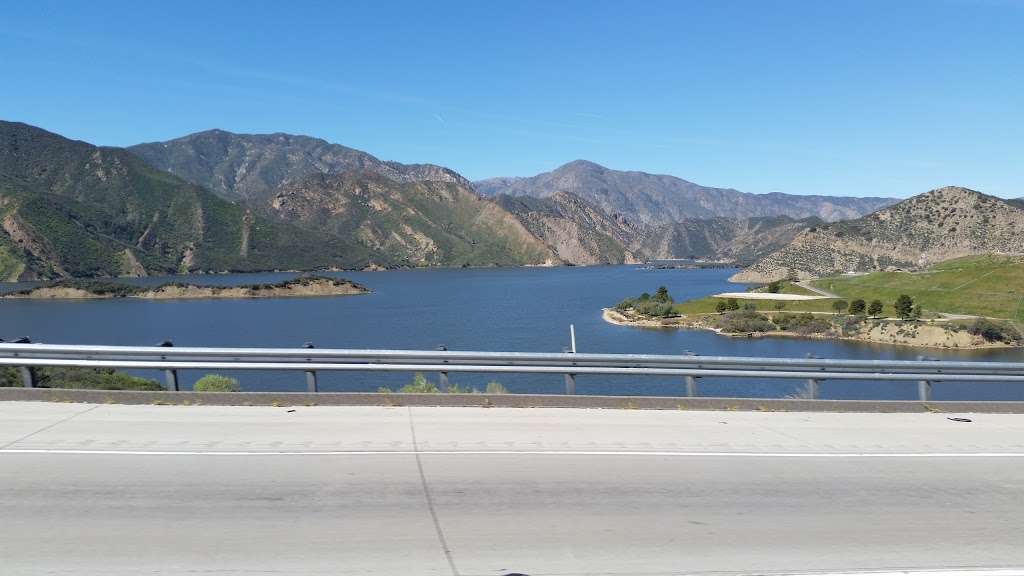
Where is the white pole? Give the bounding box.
[570,324,576,353]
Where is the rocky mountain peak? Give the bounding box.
[129,130,472,204]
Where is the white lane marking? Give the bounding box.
[4,449,1024,457]
[770,571,1024,576]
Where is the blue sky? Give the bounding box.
[2,0,1022,198]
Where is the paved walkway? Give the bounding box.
[713,291,827,300]
[797,280,842,297]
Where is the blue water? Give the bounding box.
[1,266,1021,399]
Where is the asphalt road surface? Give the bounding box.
[3,402,1024,576]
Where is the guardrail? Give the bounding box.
[3,342,1024,400]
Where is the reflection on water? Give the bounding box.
[1,266,1021,399]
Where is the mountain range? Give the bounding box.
[126,131,894,268]
[476,159,896,225]
[4,119,1001,282]
[732,186,1024,282]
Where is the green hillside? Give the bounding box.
[814,255,1024,323]
[270,171,555,267]
[0,121,370,279]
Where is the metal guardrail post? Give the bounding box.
[164,370,179,391]
[303,342,317,393]
[804,353,819,399]
[158,340,178,391]
[563,346,576,395]
[917,355,932,401]
[918,380,932,402]
[805,379,819,399]
[437,345,449,390]
[684,351,697,397]
[11,337,34,388]
[19,367,34,388]
[684,375,696,398]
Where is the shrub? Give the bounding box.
[725,298,740,311]
[484,381,509,394]
[840,314,865,335]
[968,319,1023,343]
[767,281,781,293]
[30,367,163,391]
[773,312,832,335]
[773,301,786,310]
[616,288,675,315]
[849,299,866,315]
[613,297,634,311]
[193,374,241,392]
[868,300,884,317]
[634,300,675,317]
[715,309,776,333]
[742,302,757,311]
[382,379,510,394]
[398,373,439,393]
[0,367,21,387]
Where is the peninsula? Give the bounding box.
[605,256,1024,350]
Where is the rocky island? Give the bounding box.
[3,275,368,300]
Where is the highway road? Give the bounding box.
[3,402,1024,575]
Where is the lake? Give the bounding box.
[2,266,1021,400]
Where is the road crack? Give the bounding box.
[408,407,460,576]
[0,404,100,450]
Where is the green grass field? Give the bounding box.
[812,255,1024,323]
[779,283,818,296]
[626,255,1024,325]
[666,281,832,315]
[671,295,840,315]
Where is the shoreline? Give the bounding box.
[2,277,368,301]
[601,308,1017,350]
[3,260,657,285]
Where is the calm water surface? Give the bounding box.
[2,266,1021,399]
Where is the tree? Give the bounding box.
[911,304,922,320]
[653,286,672,303]
[715,300,728,313]
[894,294,914,320]
[767,281,781,294]
[868,299,883,317]
[849,299,866,315]
[638,292,650,302]
[726,298,740,311]
[832,300,848,314]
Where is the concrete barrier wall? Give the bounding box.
[5,387,1024,412]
